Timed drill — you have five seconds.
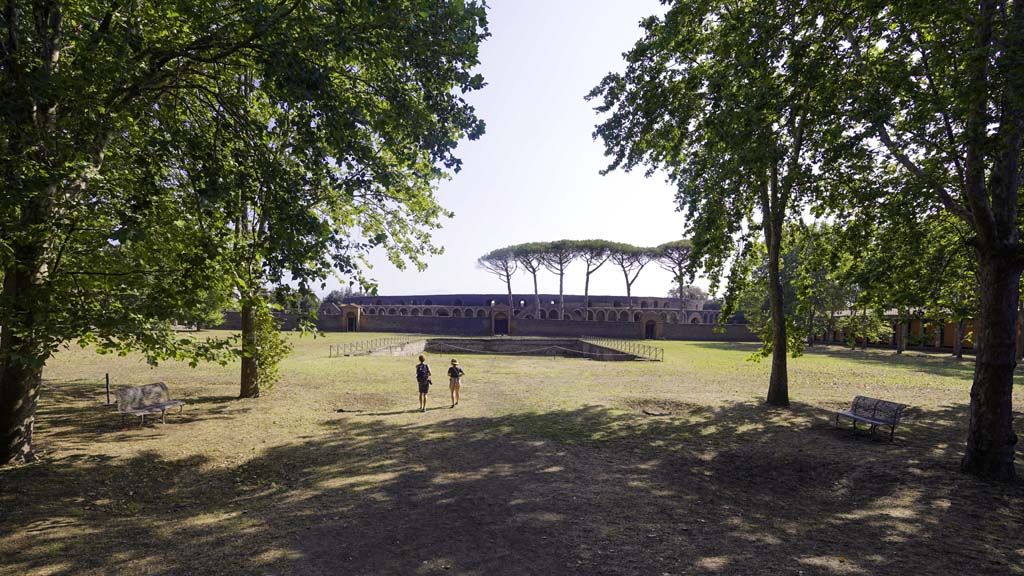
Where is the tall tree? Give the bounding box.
[0,0,489,463]
[513,243,547,315]
[834,1,1024,479]
[539,240,578,319]
[590,1,836,406]
[656,240,694,321]
[572,240,612,320]
[478,248,518,310]
[608,244,652,311]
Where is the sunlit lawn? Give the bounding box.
[1,331,1021,575]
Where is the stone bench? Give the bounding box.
[834,395,907,441]
[116,382,186,426]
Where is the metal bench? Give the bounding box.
[834,395,907,441]
[115,382,186,426]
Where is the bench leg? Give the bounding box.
[160,409,166,424]
[889,425,896,442]
[139,414,146,427]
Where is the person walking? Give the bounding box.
[447,358,464,408]
[416,355,432,412]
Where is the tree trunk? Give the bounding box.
[558,273,564,320]
[765,216,789,407]
[896,321,906,354]
[678,275,685,323]
[0,264,47,464]
[1,185,56,464]
[239,301,260,398]
[584,273,591,321]
[961,256,1020,480]
[954,319,965,360]
[506,278,513,311]
[532,273,540,315]
[861,309,869,351]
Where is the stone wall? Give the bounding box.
[360,315,492,336]
[512,318,639,339]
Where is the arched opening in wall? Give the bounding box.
[423,308,433,316]
[424,299,432,305]
[365,308,375,315]
[400,308,408,316]
[388,308,397,315]
[659,312,667,321]
[573,310,583,320]
[613,300,622,308]
[619,311,629,322]
[641,301,648,309]
[539,310,547,320]
[522,314,534,319]
[454,299,463,306]
[346,313,358,332]
[513,310,520,317]
[587,310,594,321]
[663,302,670,308]
[493,312,509,335]
[596,310,606,321]
[476,310,487,318]
[549,309,559,320]
[645,320,656,339]
[452,309,462,317]
[633,312,641,322]
[411,308,420,316]
[669,313,678,323]
[465,308,474,317]
[437,309,449,317]
[691,315,701,324]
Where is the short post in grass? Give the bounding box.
[105,373,111,405]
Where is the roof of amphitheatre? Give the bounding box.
[335,293,706,306]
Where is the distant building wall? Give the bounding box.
[360,315,492,336]
[512,318,639,338]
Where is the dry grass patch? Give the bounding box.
[1,333,1022,575]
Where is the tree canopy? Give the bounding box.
[0,0,490,463]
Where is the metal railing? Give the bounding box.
[583,338,664,362]
[329,336,421,357]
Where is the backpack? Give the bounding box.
[416,363,430,383]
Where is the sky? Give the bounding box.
[328,0,709,299]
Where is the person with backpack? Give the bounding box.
[416,355,432,412]
[447,358,464,408]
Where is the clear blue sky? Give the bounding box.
[329,0,708,298]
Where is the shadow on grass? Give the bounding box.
[689,341,989,382]
[3,397,1023,575]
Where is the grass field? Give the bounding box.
[1,332,1023,575]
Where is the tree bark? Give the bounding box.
[584,273,591,321]
[558,273,564,320]
[764,211,789,407]
[239,301,260,398]
[896,321,906,354]
[0,264,46,464]
[961,256,1020,480]
[954,318,965,360]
